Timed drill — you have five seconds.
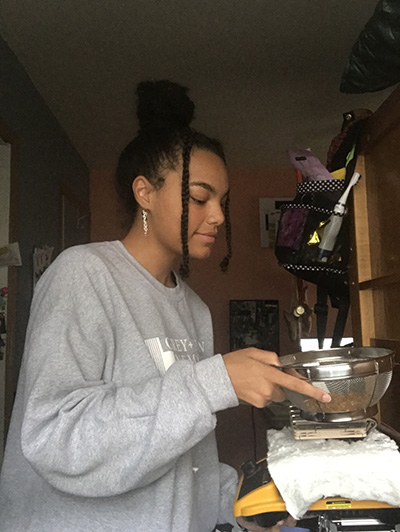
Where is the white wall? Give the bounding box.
[0,141,11,465]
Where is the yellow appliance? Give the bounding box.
[234,348,400,532]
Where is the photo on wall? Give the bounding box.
[229,299,279,354]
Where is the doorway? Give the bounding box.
[0,122,18,468]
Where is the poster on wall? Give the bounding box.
[259,198,291,248]
[229,299,279,354]
[33,245,54,288]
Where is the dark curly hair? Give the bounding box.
[116,80,232,278]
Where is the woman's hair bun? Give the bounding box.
[136,80,195,132]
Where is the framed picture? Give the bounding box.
[229,299,279,353]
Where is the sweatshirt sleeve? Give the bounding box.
[20,251,239,498]
[217,462,239,526]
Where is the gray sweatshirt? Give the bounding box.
[0,241,239,532]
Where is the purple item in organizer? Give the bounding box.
[288,148,334,181]
[276,207,308,250]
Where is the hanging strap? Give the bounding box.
[330,293,350,348]
[314,286,329,349]
[314,287,350,349]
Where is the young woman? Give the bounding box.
[0,80,330,532]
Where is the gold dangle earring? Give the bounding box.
[142,210,149,236]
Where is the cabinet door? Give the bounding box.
[350,86,400,431]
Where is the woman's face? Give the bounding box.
[148,148,229,263]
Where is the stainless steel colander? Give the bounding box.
[280,347,394,421]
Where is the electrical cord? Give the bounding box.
[251,406,258,463]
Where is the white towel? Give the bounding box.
[267,427,400,520]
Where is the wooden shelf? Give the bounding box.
[370,338,400,357]
[359,273,400,291]
[350,85,400,430]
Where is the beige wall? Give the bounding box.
[90,169,125,243]
[90,166,351,470]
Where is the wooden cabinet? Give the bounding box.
[350,85,400,431]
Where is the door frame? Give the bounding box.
[0,120,18,441]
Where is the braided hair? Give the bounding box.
[115,80,232,277]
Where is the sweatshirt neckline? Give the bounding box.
[113,240,185,301]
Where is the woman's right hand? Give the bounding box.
[222,348,331,408]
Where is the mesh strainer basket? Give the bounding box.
[280,347,394,420]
